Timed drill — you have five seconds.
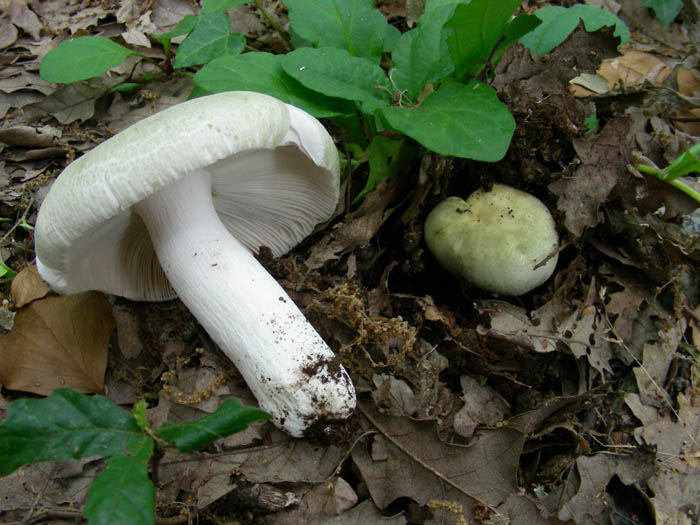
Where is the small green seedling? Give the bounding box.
[636,143,700,205]
[0,388,270,524]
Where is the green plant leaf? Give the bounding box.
[391,18,454,101]
[83,437,155,525]
[444,0,524,80]
[424,0,469,12]
[193,52,354,117]
[584,114,599,135]
[0,260,16,281]
[281,47,392,115]
[490,14,541,65]
[173,12,245,68]
[153,14,198,41]
[663,143,700,181]
[40,37,137,83]
[378,81,515,162]
[520,5,629,56]
[284,0,391,61]
[133,401,149,430]
[0,388,143,477]
[641,0,683,26]
[158,398,270,452]
[354,136,416,203]
[201,0,250,12]
[110,82,139,93]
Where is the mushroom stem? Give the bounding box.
[134,169,356,437]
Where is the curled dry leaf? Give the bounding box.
[0,291,114,395]
[10,265,50,308]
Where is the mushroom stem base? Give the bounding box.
[134,169,355,437]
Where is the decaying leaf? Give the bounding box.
[10,264,50,307]
[453,375,508,439]
[0,291,114,395]
[481,271,616,375]
[354,401,523,515]
[306,178,401,270]
[555,453,656,523]
[548,116,637,236]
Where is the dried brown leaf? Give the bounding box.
[548,117,635,236]
[453,375,508,439]
[37,0,115,34]
[0,291,114,395]
[598,50,670,88]
[10,264,50,308]
[0,125,60,148]
[261,477,356,523]
[354,401,522,510]
[306,179,400,270]
[556,453,655,523]
[8,1,42,40]
[264,499,407,525]
[0,18,18,49]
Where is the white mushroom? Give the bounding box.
[35,91,356,437]
[424,184,559,296]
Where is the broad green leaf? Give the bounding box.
[419,2,459,26]
[391,18,454,101]
[384,25,402,53]
[0,388,142,476]
[641,0,683,26]
[153,14,198,41]
[281,47,391,115]
[520,5,629,56]
[354,136,416,203]
[194,52,355,117]
[202,0,250,12]
[444,0,524,81]
[174,12,245,68]
[40,37,137,83]
[284,0,390,61]
[83,437,155,525]
[491,14,541,66]
[424,0,469,12]
[158,398,270,452]
[188,83,214,99]
[378,81,515,162]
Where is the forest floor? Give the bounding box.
[0,1,699,524]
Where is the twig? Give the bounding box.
[1,197,34,244]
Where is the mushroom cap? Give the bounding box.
[424,185,559,296]
[35,91,340,300]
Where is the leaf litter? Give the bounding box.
[0,1,699,524]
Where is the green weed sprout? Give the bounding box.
[636,143,700,205]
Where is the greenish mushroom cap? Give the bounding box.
[424,184,559,296]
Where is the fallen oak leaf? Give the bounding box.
[0,291,114,395]
[10,264,50,308]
